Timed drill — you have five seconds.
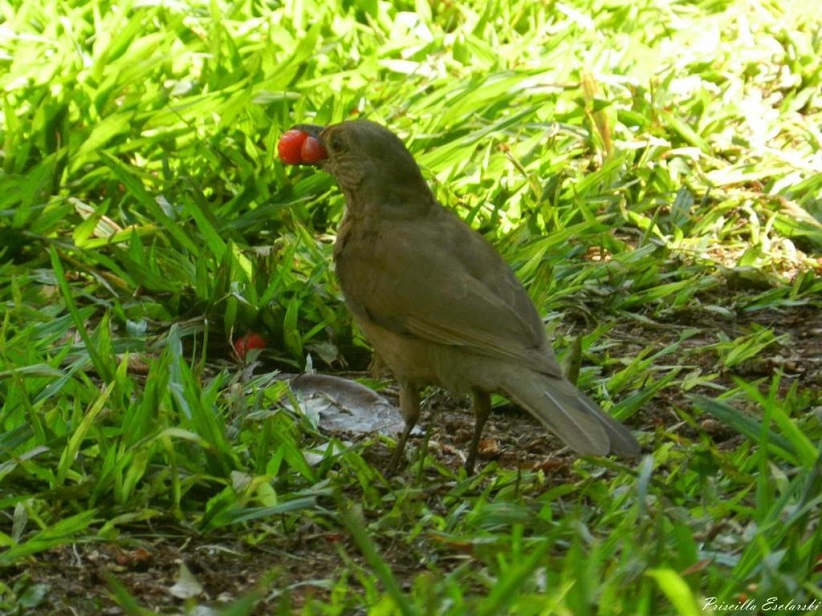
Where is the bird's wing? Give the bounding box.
[336,205,563,377]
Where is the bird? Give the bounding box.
[282,120,640,473]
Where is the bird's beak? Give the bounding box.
[291,124,325,144]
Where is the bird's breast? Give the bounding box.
[333,216,378,280]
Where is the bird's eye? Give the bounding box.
[328,134,345,153]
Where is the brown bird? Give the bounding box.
[285,120,640,473]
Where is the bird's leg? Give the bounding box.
[387,380,420,475]
[465,390,491,474]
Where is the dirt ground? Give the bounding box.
[6,305,821,614]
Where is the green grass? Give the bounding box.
[1,0,821,613]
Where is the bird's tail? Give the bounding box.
[501,369,640,456]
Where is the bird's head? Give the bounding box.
[287,120,434,217]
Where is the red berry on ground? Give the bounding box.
[234,332,267,360]
[300,136,327,164]
[278,129,308,164]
